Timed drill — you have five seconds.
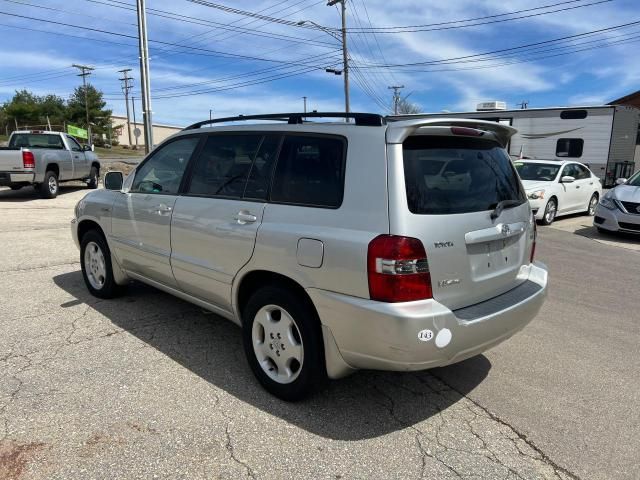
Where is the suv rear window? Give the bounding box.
[403,135,526,215]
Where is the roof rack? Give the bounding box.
[184,112,385,130]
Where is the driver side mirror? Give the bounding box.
[104,171,124,191]
[561,175,575,183]
[83,144,92,152]
[615,178,627,185]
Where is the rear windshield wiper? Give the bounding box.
[490,199,523,219]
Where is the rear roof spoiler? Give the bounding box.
[385,117,517,148]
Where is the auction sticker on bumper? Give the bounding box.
[418,329,434,342]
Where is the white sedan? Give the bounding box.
[514,160,602,225]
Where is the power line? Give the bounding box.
[340,0,613,33]
[0,11,338,65]
[354,20,640,69]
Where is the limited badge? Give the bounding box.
[417,329,434,342]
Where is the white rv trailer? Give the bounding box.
[393,105,640,187]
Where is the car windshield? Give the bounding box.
[403,136,527,215]
[625,171,640,187]
[514,162,561,181]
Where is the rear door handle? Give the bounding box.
[234,211,257,224]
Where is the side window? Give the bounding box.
[244,135,281,200]
[131,137,199,194]
[575,164,590,179]
[556,138,584,158]
[66,136,82,152]
[187,134,262,198]
[561,164,575,179]
[271,135,346,208]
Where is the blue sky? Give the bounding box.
[0,0,638,126]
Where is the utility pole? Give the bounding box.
[72,64,95,146]
[118,68,134,147]
[389,85,405,115]
[136,0,153,153]
[303,96,308,114]
[132,96,139,150]
[327,0,349,119]
[210,109,213,121]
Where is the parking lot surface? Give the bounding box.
[0,186,638,480]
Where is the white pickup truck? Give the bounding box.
[0,130,100,198]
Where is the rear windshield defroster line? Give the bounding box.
[403,136,527,215]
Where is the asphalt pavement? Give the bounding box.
[0,186,637,480]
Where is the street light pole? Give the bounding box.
[299,5,349,118]
[136,0,153,153]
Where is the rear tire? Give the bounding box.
[540,198,557,226]
[80,230,120,299]
[88,166,99,189]
[39,171,59,199]
[242,285,326,401]
[586,193,598,216]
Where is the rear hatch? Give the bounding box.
[392,131,534,311]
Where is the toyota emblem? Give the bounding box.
[501,224,511,236]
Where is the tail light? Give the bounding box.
[530,221,537,263]
[367,235,432,302]
[22,151,35,169]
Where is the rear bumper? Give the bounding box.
[594,204,640,233]
[0,171,35,186]
[309,262,547,377]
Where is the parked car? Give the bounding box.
[71,113,548,400]
[0,130,100,198]
[594,170,640,234]
[514,159,602,225]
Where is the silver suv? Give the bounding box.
[71,113,548,400]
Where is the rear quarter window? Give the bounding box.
[270,135,346,208]
[403,135,526,215]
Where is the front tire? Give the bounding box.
[242,285,326,401]
[39,171,59,199]
[80,230,120,299]
[88,166,99,189]
[587,193,598,216]
[540,198,557,225]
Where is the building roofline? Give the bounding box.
[608,90,640,105]
[110,114,183,130]
[411,105,617,116]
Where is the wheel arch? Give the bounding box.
[235,270,314,322]
[77,218,129,285]
[45,163,59,176]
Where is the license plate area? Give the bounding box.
[467,235,522,279]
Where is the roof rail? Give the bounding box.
[184,112,385,130]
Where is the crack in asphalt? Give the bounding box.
[0,261,79,274]
[430,372,582,480]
